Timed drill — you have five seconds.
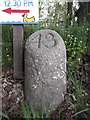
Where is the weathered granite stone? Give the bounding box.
[25,29,66,113]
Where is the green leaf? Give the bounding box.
[0,112,9,119]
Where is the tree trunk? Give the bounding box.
[66,2,72,26]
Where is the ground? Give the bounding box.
[2,69,90,119]
[2,69,24,118]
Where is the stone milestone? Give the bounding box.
[25,29,66,113]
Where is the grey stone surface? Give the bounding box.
[25,29,67,113]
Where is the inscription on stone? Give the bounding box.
[25,29,67,113]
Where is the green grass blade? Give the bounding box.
[20,100,28,118]
[0,112,10,119]
[25,104,32,118]
[72,108,89,118]
[29,101,36,118]
[27,97,36,118]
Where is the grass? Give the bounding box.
[1,70,90,119]
[0,111,10,119]
[72,108,89,118]
[1,22,90,119]
[19,86,90,119]
[20,99,50,119]
[1,56,89,119]
[67,66,89,119]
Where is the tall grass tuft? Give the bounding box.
[67,67,89,119]
[20,99,50,119]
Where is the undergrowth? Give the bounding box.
[1,21,90,119]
